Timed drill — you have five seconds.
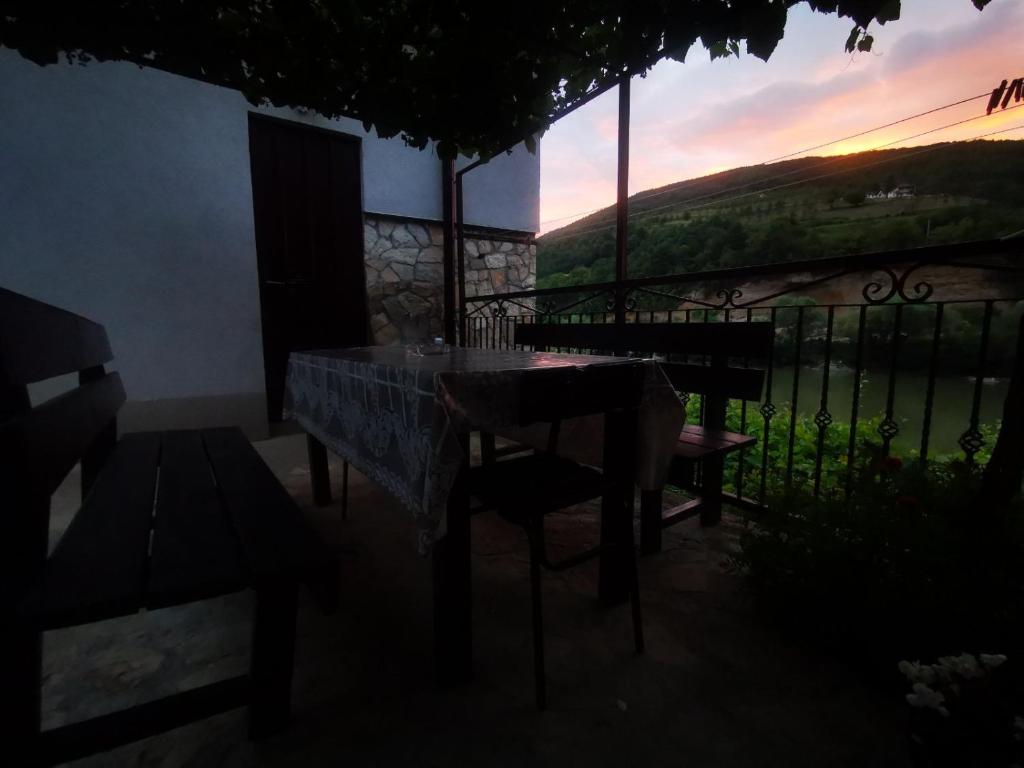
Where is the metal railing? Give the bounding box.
[460,237,1024,509]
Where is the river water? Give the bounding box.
[762,365,1009,456]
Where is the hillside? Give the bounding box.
[537,139,1024,288]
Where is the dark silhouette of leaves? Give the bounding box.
[0,1,992,157]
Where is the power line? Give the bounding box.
[614,101,1024,223]
[754,91,991,165]
[540,89,991,231]
[659,121,1024,217]
[542,108,1024,242]
[539,206,607,227]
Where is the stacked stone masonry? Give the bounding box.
[363,215,536,345]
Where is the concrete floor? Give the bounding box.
[42,433,911,767]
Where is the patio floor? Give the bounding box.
[43,432,911,767]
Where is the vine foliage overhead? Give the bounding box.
[0,1,991,158]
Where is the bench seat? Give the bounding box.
[1,287,339,764]
[23,427,335,631]
[674,424,757,462]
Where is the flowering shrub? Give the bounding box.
[899,653,1022,767]
[683,397,1000,501]
[733,446,1024,672]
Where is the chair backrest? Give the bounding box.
[518,360,646,455]
[514,321,773,429]
[0,287,125,598]
[518,360,646,425]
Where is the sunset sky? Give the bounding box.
[539,0,1024,234]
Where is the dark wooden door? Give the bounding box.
[248,115,368,421]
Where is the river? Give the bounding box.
[754,365,1009,457]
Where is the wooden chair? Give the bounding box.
[515,321,772,553]
[469,361,646,709]
[0,287,337,766]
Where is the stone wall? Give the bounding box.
[362,215,536,344]
[462,237,537,316]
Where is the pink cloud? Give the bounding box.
[539,0,1023,233]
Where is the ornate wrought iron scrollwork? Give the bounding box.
[604,288,637,312]
[863,265,935,305]
[958,427,985,458]
[493,300,508,318]
[863,268,899,304]
[813,409,834,430]
[877,417,900,441]
[714,288,743,308]
[463,240,1020,323]
[894,263,935,303]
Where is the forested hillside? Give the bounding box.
[537,139,1024,288]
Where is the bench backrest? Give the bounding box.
[514,321,772,430]
[0,287,125,599]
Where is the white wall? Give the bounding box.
[460,146,541,234]
[0,49,539,423]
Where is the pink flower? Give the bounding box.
[881,457,903,473]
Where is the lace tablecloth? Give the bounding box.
[285,346,683,552]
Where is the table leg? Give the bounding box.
[432,448,473,685]
[306,433,332,507]
[599,408,637,604]
[640,488,663,555]
[480,431,496,464]
[700,454,724,527]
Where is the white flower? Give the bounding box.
[937,653,984,680]
[906,683,950,717]
[980,653,1007,669]
[401,44,418,59]
[898,660,937,686]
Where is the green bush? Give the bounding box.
[732,447,1024,671]
[683,397,999,501]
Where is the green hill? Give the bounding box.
[537,139,1024,288]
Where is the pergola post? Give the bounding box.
[455,174,467,346]
[441,157,457,344]
[614,75,631,326]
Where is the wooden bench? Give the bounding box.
[0,287,337,766]
[514,321,772,554]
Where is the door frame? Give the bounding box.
[246,112,368,421]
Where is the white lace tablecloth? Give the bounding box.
[285,346,683,552]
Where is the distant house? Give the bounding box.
[867,184,915,200]
[887,184,916,199]
[0,50,540,437]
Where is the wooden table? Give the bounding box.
[284,346,654,684]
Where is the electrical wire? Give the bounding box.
[539,89,993,231]
[542,110,1024,242]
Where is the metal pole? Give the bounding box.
[456,173,467,346]
[614,75,631,325]
[441,157,457,344]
